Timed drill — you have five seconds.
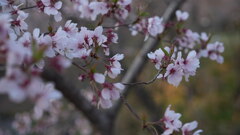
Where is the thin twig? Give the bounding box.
[121,95,160,135]
[20,5,37,10]
[72,61,88,72]
[121,95,141,120]
[102,23,131,29]
[122,69,162,86]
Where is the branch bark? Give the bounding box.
[42,68,113,135]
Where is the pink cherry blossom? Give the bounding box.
[28,81,62,120]
[91,26,107,45]
[105,54,124,78]
[205,41,224,64]
[99,82,125,108]
[11,11,28,34]
[101,83,124,100]
[162,105,182,135]
[130,19,148,36]
[177,29,200,50]
[147,48,168,70]
[63,20,78,35]
[164,63,184,87]
[115,0,132,20]
[42,0,62,15]
[147,16,165,37]
[41,0,62,21]
[182,51,200,81]
[78,1,109,21]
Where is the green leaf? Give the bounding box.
[48,26,53,33]
[139,12,149,17]
[112,0,119,3]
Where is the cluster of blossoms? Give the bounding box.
[148,47,200,86]
[0,13,62,120]
[130,16,165,40]
[176,29,224,64]
[0,0,127,110]
[71,0,132,21]
[146,10,224,86]
[37,0,63,22]
[11,101,93,135]
[0,0,225,134]
[159,105,202,135]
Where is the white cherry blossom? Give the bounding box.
[182,121,203,135]
[176,10,189,21]
[93,73,105,84]
[162,105,182,135]
[147,16,165,37]
[165,63,184,87]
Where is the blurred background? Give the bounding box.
[115,0,240,135]
[0,0,240,135]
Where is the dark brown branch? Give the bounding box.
[40,0,186,134]
[41,68,113,135]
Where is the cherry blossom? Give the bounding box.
[41,0,62,21]
[181,51,200,81]
[177,29,200,50]
[11,10,28,34]
[63,20,78,36]
[200,32,209,42]
[147,47,170,70]
[105,54,124,78]
[130,19,148,36]
[164,63,184,87]
[147,16,165,37]
[77,1,109,21]
[182,121,203,135]
[204,41,224,64]
[42,0,62,15]
[114,0,132,20]
[29,82,62,120]
[99,82,125,108]
[162,105,182,135]
[148,47,201,86]
[93,73,105,84]
[130,16,164,40]
[101,83,124,100]
[176,10,189,21]
[91,26,107,46]
[98,97,112,109]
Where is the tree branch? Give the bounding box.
[41,68,113,135]
[40,0,186,134]
[109,0,186,118]
[122,69,162,86]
